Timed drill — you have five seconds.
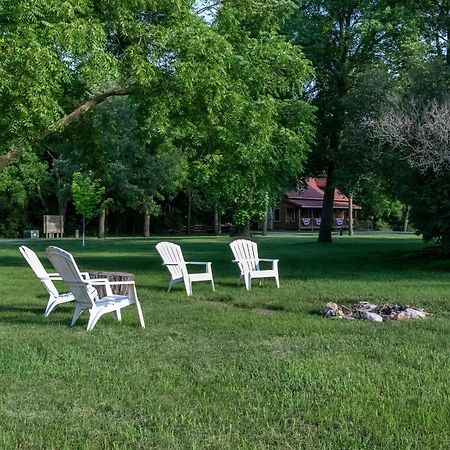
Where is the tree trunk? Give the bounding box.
[58,196,68,218]
[82,218,86,247]
[318,164,335,243]
[262,207,268,236]
[230,221,250,237]
[403,205,411,232]
[98,209,106,239]
[446,26,450,65]
[187,191,192,235]
[143,209,150,237]
[348,195,354,236]
[35,185,47,211]
[213,204,221,235]
[244,221,251,237]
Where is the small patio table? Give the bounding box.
[88,271,135,298]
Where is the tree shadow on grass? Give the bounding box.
[0,313,69,327]
[0,303,77,327]
[0,255,30,268]
[0,304,44,315]
[0,305,132,329]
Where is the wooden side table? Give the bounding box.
[88,271,135,298]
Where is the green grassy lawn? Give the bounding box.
[1,233,449,449]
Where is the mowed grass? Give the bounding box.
[1,233,449,449]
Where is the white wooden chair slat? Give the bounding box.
[156,242,215,296]
[46,246,145,331]
[230,239,280,291]
[19,245,76,317]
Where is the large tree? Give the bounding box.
[0,0,315,237]
[368,2,450,249]
[286,0,422,242]
[48,96,187,236]
[181,0,316,231]
[0,0,211,170]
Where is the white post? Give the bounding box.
[82,218,86,247]
[348,195,354,236]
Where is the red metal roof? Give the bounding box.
[285,178,361,210]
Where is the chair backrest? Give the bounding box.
[230,239,260,273]
[155,242,186,280]
[19,245,59,298]
[46,246,97,307]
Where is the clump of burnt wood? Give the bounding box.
[323,301,429,322]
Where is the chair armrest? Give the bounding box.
[259,259,279,262]
[185,262,210,265]
[86,278,111,286]
[85,278,114,297]
[41,276,62,282]
[107,280,136,286]
[47,279,104,287]
[47,273,90,281]
[47,273,62,280]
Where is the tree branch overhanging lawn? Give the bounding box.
[0,87,133,173]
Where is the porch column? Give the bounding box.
[348,195,354,236]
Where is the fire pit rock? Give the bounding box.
[322,301,429,322]
[362,311,383,322]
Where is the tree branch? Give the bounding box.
[0,86,133,173]
[49,87,132,133]
[195,1,221,16]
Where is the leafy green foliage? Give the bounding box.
[0,0,315,234]
[0,149,48,207]
[49,96,187,235]
[0,0,115,151]
[71,171,108,222]
[285,0,426,240]
[71,171,110,244]
[169,0,316,227]
[370,50,450,246]
[355,177,405,230]
[408,174,450,250]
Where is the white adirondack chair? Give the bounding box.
[46,246,145,331]
[19,245,80,317]
[155,241,215,296]
[229,239,280,290]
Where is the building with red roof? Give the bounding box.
[272,178,361,230]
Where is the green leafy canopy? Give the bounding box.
[71,171,110,221]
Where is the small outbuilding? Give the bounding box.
[272,178,361,231]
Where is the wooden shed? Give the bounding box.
[272,178,361,231]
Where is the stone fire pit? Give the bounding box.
[323,301,429,322]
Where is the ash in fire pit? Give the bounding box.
[323,301,429,322]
